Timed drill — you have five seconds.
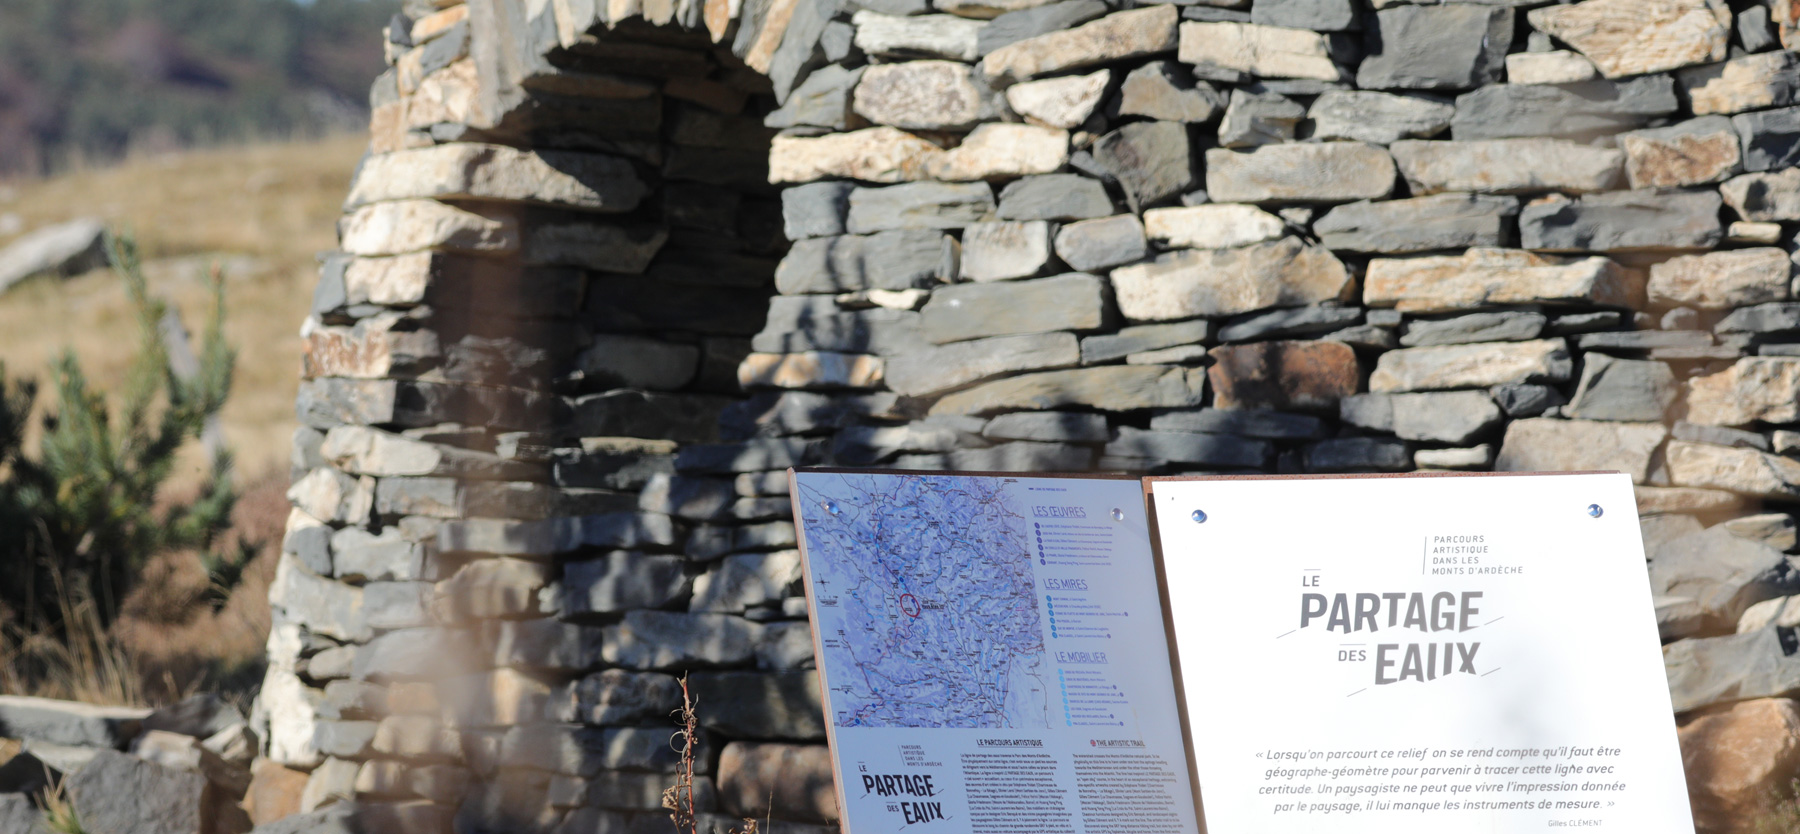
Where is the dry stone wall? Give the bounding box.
[263,0,1800,832]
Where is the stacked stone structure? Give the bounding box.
[261,0,1800,832]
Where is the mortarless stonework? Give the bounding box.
[260,1,1800,832]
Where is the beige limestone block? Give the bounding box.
[1370,339,1573,393]
[852,61,983,130]
[925,123,1069,181]
[1005,70,1110,129]
[767,127,944,184]
[1678,699,1800,834]
[1686,357,1800,427]
[1679,51,1800,115]
[1634,486,1746,515]
[1110,237,1351,321]
[1365,248,1642,313]
[339,200,517,257]
[1620,119,1741,189]
[1493,418,1667,483]
[982,5,1179,83]
[738,352,885,389]
[1205,142,1395,203]
[1178,21,1344,81]
[929,366,1207,416]
[1647,248,1789,309]
[1390,139,1624,195]
[1504,51,1598,85]
[1527,0,1729,79]
[1667,440,1800,499]
[346,144,648,212]
[1723,168,1800,222]
[1143,204,1286,250]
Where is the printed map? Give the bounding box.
[798,473,1050,729]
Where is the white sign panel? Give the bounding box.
[792,470,1201,834]
[1150,472,1693,834]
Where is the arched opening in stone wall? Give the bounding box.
[267,1,1800,833]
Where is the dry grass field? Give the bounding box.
[0,133,368,482]
[0,134,367,704]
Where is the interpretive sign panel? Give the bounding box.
[1149,472,1692,834]
[791,470,1201,834]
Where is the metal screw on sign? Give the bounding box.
[1587,504,1603,518]
[826,501,841,515]
[1111,508,1125,522]
[1191,509,1208,524]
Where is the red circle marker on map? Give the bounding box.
[899,594,922,618]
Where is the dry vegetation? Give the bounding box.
[0,133,367,705]
[0,132,368,480]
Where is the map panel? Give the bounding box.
[797,473,1049,729]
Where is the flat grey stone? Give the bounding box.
[1576,330,1715,350]
[67,749,206,834]
[1546,310,1625,335]
[1357,5,1511,91]
[1217,88,1305,148]
[1450,76,1680,140]
[0,697,149,749]
[920,273,1107,344]
[1399,311,1546,347]
[1324,324,1398,351]
[312,720,378,758]
[780,182,854,240]
[1741,4,1778,53]
[493,619,604,673]
[977,0,1108,56]
[1308,90,1454,144]
[757,299,924,355]
[768,0,845,103]
[894,441,1096,472]
[563,551,690,615]
[603,611,762,669]
[1566,354,1677,422]
[676,439,823,474]
[1081,319,1213,364]
[982,411,1111,443]
[1114,61,1226,123]
[1733,105,1800,171]
[996,174,1116,221]
[1489,383,1564,418]
[1672,421,1772,452]
[1314,193,1519,255]
[1054,215,1147,272]
[831,422,975,464]
[1339,391,1502,444]
[559,670,683,726]
[1520,189,1722,252]
[1218,306,1362,343]
[0,795,48,834]
[1666,628,1800,713]
[572,335,700,392]
[1180,7,1250,23]
[1104,427,1271,468]
[765,65,864,131]
[846,182,995,233]
[1302,437,1412,473]
[1719,303,1800,334]
[1148,408,1325,439]
[689,672,824,740]
[1091,121,1196,210]
[886,331,1082,397]
[689,551,803,613]
[1252,0,1356,31]
[774,230,946,293]
[0,218,106,294]
[821,19,855,61]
